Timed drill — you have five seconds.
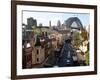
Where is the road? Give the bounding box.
[42,39,80,67]
[37,39,86,68]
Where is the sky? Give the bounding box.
[22,10,90,27]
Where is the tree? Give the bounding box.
[81,29,89,41]
[32,28,41,36]
[72,31,81,48]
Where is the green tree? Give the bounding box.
[33,27,41,35]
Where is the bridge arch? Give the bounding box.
[64,17,83,30]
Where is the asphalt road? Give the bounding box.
[43,41,80,67]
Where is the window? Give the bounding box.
[37,50,39,55]
[37,58,39,62]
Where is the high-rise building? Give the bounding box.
[49,21,51,27]
[57,20,61,29]
[23,17,37,40]
[27,17,37,29]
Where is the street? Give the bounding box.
[42,39,81,68]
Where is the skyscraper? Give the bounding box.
[27,17,37,29]
[49,21,51,27]
[57,20,61,29]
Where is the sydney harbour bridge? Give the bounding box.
[64,17,83,30]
